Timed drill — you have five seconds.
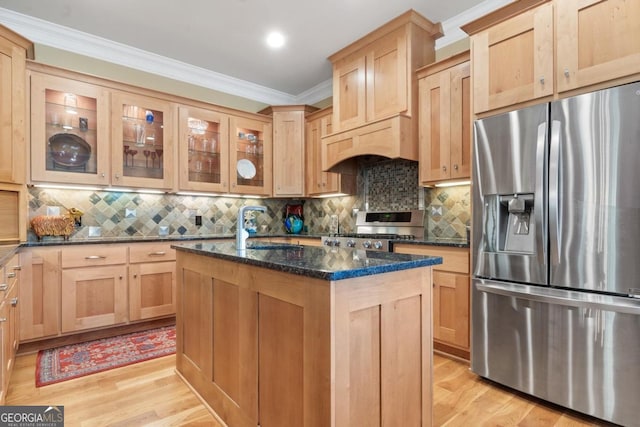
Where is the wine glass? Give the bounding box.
[151,151,157,169]
[130,150,138,168]
[155,148,163,169]
[123,145,130,167]
[143,150,151,168]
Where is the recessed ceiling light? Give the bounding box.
[266,31,285,49]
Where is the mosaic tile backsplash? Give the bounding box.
[27,160,471,241]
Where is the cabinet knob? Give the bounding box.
[115,174,120,180]
[6,272,16,278]
[12,265,21,271]
[101,172,106,178]
[119,276,123,280]
[539,76,545,84]
[454,164,459,170]
[133,274,137,278]
[442,166,447,172]
[564,69,570,77]
[0,318,6,323]
[0,284,8,291]
[11,297,18,307]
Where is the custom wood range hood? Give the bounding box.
[321,10,443,174]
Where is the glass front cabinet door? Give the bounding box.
[229,115,272,196]
[30,72,110,185]
[178,106,229,192]
[111,91,174,189]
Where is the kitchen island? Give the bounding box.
[173,241,442,427]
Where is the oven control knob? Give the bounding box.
[362,240,372,249]
[346,239,356,248]
[374,241,383,250]
[332,239,341,247]
[324,239,332,247]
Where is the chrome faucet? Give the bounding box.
[236,205,266,253]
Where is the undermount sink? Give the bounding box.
[246,243,304,250]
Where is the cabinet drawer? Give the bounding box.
[393,244,469,274]
[61,245,127,268]
[129,243,176,263]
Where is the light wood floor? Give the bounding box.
[6,352,613,426]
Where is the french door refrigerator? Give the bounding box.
[472,80,640,427]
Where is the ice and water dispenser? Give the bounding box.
[482,193,536,254]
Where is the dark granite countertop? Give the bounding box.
[0,244,20,267]
[21,233,326,247]
[390,238,470,249]
[172,240,442,281]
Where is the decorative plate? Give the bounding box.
[237,159,256,179]
[48,133,91,167]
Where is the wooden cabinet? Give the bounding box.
[29,72,111,185]
[0,253,21,404]
[465,0,640,114]
[229,115,272,196]
[322,11,442,172]
[261,105,317,197]
[178,105,229,193]
[19,247,60,341]
[129,243,176,321]
[111,91,175,189]
[0,25,32,184]
[556,0,640,93]
[177,248,433,426]
[418,52,471,184]
[60,245,128,333]
[468,1,554,114]
[393,243,470,359]
[305,108,355,196]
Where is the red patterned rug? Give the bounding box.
[36,325,176,387]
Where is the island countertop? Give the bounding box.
[172,240,442,281]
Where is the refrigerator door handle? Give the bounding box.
[548,120,562,265]
[535,122,547,264]
[476,282,640,315]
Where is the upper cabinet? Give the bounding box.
[305,108,356,196]
[178,105,229,193]
[418,52,471,185]
[556,0,640,93]
[30,72,110,185]
[229,115,272,196]
[0,25,33,184]
[322,11,443,172]
[467,1,554,114]
[464,0,640,114]
[261,105,317,197]
[111,91,175,189]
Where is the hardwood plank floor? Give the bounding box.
[6,352,615,426]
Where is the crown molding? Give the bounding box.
[0,3,510,105]
[0,7,309,105]
[435,0,514,49]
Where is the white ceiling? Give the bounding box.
[0,0,512,105]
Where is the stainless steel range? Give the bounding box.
[322,210,424,251]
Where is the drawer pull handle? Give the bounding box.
[148,251,166,256]
[0,318,6,323]
[85,255,107,260]
[11,298,18,307]
[12,265,21,271]
[0,284,8,291]
[6,272,16,278]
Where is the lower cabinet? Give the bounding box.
[19,248,60,341]
[1,253,21,404]
[20,242,177,341]
[393,243,470,359]
[61,264,128,333]
[129,242,176,321]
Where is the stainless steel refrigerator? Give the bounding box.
[472,81,640,427]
